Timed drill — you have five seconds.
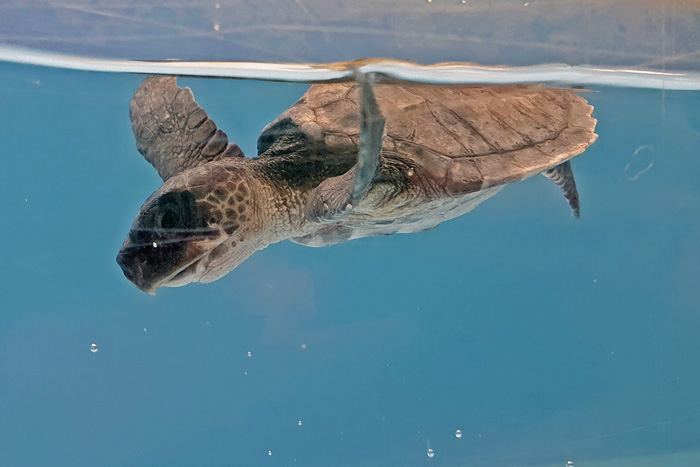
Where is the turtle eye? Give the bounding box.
[158,206,180,230]
[153,191,193,231]
[141,190,203,236]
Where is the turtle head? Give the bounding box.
[117,164,262,294]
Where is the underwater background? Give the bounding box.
[2,1,700,466]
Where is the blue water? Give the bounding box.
[2,61,700,467]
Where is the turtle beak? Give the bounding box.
[116,230,225,294]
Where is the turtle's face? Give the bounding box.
[117,166,260,294]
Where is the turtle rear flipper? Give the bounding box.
[305,74,385,223]
[542,160,580,218]
[130,76,244,181]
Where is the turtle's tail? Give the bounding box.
[542,160,580,218]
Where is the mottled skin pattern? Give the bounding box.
[117,148,431,292]
[117,76,597,294]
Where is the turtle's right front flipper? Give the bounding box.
[305,73,385,223]
[130,76,244,181]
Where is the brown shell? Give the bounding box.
[259,83,597,194]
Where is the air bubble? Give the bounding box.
[298,420,302,426]
[213,23,220,31]
[427,448,434,458]
[268,450,272,456]
[566,462,575,467]
[152,242,158,248]
[90,343,98,353]
[455,429,462,438]
[247,351,252,357]
[625,144,654,181]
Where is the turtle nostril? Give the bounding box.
[116,248,146,285]
[116,250,126,268]
[116,250,134,280]
[116,250,154,292]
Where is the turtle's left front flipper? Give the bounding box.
[130,76,244,181]
[305,73,385,223]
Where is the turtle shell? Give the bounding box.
[258,83,597,194]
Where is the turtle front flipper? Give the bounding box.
[305,73,385,223]
[130,76,244,181]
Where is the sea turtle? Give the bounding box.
[117,74,597,294]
